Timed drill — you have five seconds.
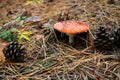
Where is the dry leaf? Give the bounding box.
[0,42,7,62]
[0,50,5,62]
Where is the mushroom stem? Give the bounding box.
[68,35,74,44]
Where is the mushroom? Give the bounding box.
[54,20,89,44]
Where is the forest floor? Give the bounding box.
[0,0,120,80]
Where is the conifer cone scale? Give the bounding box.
[112,27,120,61]
[94,27,114,50]
[2,42,27,62]
[114,28,120,48]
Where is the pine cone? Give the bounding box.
[94,27,114,50]
[113,28,120,48]
[107,0,115,4]
[2,42,27,62]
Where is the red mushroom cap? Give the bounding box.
[54,21,89,35]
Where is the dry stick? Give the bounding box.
[68,55,116,71]
[82,65,108,78]
[39,55,116,77]
[7,64,27,78]
[88,29,95,39]
[25,70,41,77]
[79,66,98,79]
[55,70,62,80]
[67,46,92,55]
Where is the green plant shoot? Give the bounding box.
[0,28,18,42]
[25,0,44,5]
[18,31,32,43]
